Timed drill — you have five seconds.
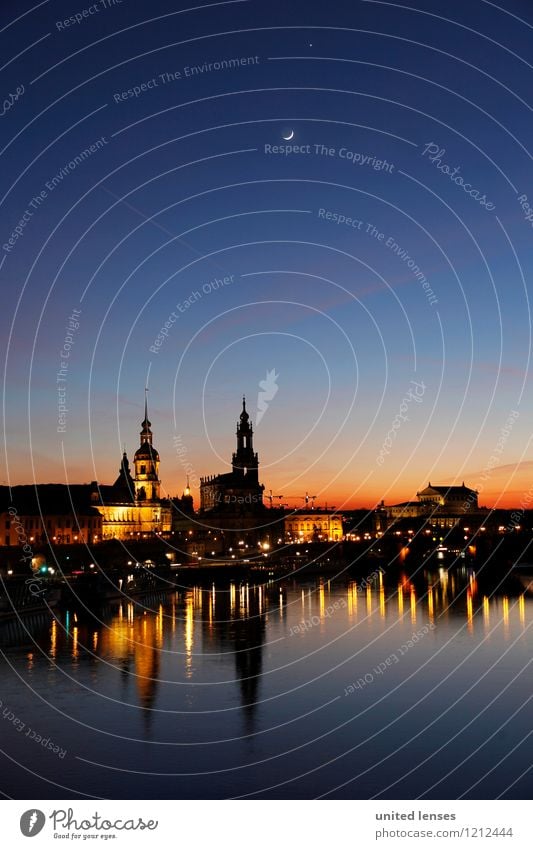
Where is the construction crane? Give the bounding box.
[282,493,318,507]
[266,490,285,508]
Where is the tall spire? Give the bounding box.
[240,394,250,424]
[233,393,258,479]
[142,388,151,427]
[140,388,152,445]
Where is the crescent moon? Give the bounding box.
[282,130,294,141]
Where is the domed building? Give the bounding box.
[133,401,161,503]
[96,395,171,540]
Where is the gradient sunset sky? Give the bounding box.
[2,0,533,509]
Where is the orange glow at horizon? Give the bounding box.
[10,399,533,510]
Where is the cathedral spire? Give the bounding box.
[140,388,152,445]
[134,389,160,501]
[239,394,250,428]
[233,393,257,480]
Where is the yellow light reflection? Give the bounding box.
[366,585,372,617]
[184,592,194,678]
[156,604,163,647]
[379,584,385,619]
[92,631,98,652]
[440,570,448,604]
[427,587,434,623]
[502,596,509,638]
[319,584,325,620]
[239,584,247,617]
[519,594,525,628]
[230,583,236,617]
[398,584,404,617]
[466,591,473,635]
[72,626,79,659]
[410,587,416,625]
[347,586,353,617]
[50,619,57,659]
[483,595,490,630]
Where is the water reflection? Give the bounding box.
[1,567,533,799]
[1,569,531,707]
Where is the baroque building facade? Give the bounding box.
[96,397,172,540]
[382,482,484,529]
[284,510,343,543]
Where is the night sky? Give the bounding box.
[2,0,533,509]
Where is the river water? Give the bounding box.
[1,567,531,799]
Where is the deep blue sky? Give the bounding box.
[2,0,533,507]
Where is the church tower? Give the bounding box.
[133,393,160,502]
[232,396,259,484]
[112,450,135,502]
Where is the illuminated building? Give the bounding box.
[0,485,102,546]
[416,483,478,510]
[284,510,343,542]
[0,396,172,548]
[382,482,486,530]
[96,395,171,539]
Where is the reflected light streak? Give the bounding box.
[366,585,372,617]
[185,592,194,678]
[483,595,490,630]
[466,590,474,635]
[156,604,164,646]
[502,596,510,638]
[50,619,57,660]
